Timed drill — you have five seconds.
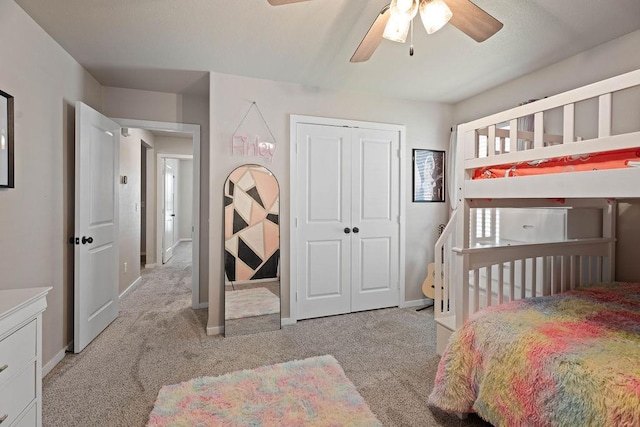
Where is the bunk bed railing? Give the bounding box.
[434,210,458,325]
[458,68,640,176]
[452,238,614,327]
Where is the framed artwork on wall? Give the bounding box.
[413,149,445,202]
[0,90,14,189]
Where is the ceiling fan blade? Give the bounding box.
[350,5,391,63]
[445,0,503,42]
[267,0,310,5]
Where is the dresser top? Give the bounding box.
[0,287,52,321]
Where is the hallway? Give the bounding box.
[124,241,194,314]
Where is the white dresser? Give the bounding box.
[0,288,51,427]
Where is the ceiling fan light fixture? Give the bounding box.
[383,12,411,43]
[419,0,453,35]
[390,0,419,20]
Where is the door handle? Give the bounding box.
[171,214,176,217]
[82,236,94,245]
[352,227,359,234]
[344,227,351,234]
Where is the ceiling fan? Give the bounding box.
[267,0,503,63]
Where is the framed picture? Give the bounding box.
[0,90,14,189]
[413,149,445,202]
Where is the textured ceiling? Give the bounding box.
[14,0,640,103]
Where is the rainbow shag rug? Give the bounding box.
[147,355,382,426]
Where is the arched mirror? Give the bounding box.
[224,165,280,336]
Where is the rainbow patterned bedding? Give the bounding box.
[428,283,640,426]
[473,147,640,179]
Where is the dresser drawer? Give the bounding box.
[0,320,36,387]
[500,208,566,243]
[0,362,36,426]
[12,402,36,427]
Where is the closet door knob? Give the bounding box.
[352,227,359,234]
[0,364,7,373]
[344,227,351,234]
[82,236,94,245]
[0,414,7,423]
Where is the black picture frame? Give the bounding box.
[413,149,445,202]
[0,90,14,189]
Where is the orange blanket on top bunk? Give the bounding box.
[473,147,640,179]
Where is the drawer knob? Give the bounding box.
[0,364,7,373]
[0,414,7,423]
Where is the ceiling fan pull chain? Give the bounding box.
[409,19,414,56]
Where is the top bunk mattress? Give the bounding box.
[473,147,640,179]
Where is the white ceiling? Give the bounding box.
[14,0,640,103]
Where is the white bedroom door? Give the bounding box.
[163,160,176,263]
[296,123,400,320]
[74,102,120,353]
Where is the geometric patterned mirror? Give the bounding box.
[224,164,280,337]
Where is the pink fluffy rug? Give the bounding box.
[147,355,382,426]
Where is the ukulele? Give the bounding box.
[421,223,446,300]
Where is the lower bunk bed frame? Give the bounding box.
[434,68,640,355]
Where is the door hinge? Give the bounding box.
[397,148,401,158]
[295,218,298,228]
[295,292,298,301]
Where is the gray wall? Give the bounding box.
[0,1,103,366]
[178,159,194,241]
[207,72,454,330]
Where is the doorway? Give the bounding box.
[158,154,195,266]
[115,118,202,309]
[162,158,177,263]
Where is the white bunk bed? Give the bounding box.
[434,68,640,354]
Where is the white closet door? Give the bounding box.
[296,124,351,319]
[350,128,399,311]
[296,123,400,320]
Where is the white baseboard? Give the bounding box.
[179,238,193,242]
[206,325,223,335]
[281,317,296,326]
[144,263,157,269]
[402,298,434,309]
[193,302,208,309]
[43,342,72,377]
[119,276,142,300]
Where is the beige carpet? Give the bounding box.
[43,242,489,427]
